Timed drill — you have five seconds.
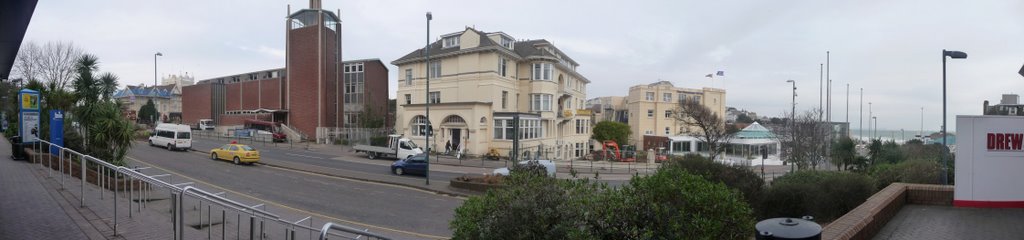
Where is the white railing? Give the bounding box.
[26,139,390,240]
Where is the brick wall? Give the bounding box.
[363,60,389,128]
[225,83,241,111]
[821,183,954,240]
[286,25,340,138]
[181,84,212,126]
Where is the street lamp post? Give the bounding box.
[942,49,967,185]
[868,102,872,139]
[920,107,924,140]
[786,80,796,171]
[424,12,433,185]
[154,52,163,86]
[859,88,863,142]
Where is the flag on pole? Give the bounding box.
[716,71,725,76]
[705,73,713,78]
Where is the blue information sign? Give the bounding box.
[49,110,64,153]
[18,89,40,143]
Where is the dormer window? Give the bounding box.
[443,36,460,48]
[501,37,514,49]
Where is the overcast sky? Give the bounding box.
[20,0,1024,133]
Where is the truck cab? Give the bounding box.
[389,135,423,159]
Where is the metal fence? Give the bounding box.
[29,139,391,240]
[317,128,392,146]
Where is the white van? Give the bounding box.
[149,123,192,151]
[198,119,215,130]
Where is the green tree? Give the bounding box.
[831,136,856,171]
[662,154,764,207]
[760,171,876,221]
[867,139,882,164]
[736,114,754,124]
[98,72,119,100]
[84,101,135,166]
[138,99,158,124]
[592,121,630,145]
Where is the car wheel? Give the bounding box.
[149,140,154,146]
[367,152,377,159]
[211,153,218,160]
[233,157,240,165]
[167,144,173,151]
[393,167,404,175]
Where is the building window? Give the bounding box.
[428,61,441,78]
[531,94,552,112]
[532,63,552,80]
[498,58,508,77]
[647,109,654,117]
[404,94,411,105]
[575,142,583,158]
[678,93,687,104]
[693,96,701,104]
[575,119,590,134]
[501,91,508,109]
[645,130,653,135]
[343,63,365,105]
[665,127,670,135]
[645,92,654,101]
[501,37,515,49]
[494,118,542,140]
[665,110,672,118]
[411,116,429,136]
[663,93,671,102]
[405,69,412,85]
[428,91,440,104]
[443,36,460,48]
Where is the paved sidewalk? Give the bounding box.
[0,138,92,239]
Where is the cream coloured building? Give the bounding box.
[589,81,726,147]
[392,27,593,160]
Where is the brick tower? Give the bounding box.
[285,0,341,139]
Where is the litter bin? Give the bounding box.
[755,216,821,240]
[9,136,26,161]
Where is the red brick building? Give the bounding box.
[181,2,388,141]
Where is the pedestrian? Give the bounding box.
[445,139,452,155]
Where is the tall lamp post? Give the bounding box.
[872,116,878,140]
[942,49,967,185]
[786,80,796,171]
[424,12,433,185]
[154,52,163,86]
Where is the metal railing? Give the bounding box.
[28,139,390,240]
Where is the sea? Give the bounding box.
[848,128,949,143]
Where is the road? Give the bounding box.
[188,137,467,183]
[128,140,463,238]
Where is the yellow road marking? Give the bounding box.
[126,156,451,239]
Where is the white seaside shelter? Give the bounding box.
[666,122,783,166]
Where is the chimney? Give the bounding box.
[310,0,321,9]
[984,100,990,115]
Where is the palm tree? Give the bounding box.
[72,54,100,104]
[98,72,119,100]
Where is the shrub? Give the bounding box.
[592,167,755,239]
[760,171,875,221]
[450,166,755,239]
[662,154,764,206]
[870,159,942,189]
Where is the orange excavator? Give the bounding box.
[593,140,636,162]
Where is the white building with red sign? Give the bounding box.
[955,115,1024,207]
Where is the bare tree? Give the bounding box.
[672,100,733,161]
[12,41,42,82]
[771,110,831,170]
[38,41,83,90]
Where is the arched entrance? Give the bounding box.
[442,115,467,153]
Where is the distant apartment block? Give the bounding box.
[392,27,592,159]
[589,81,726,147]
[983,94,1024,116]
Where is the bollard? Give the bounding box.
[129,176,133,218]
[208,205,212,239]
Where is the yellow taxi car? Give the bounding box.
[210,142,260,165]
